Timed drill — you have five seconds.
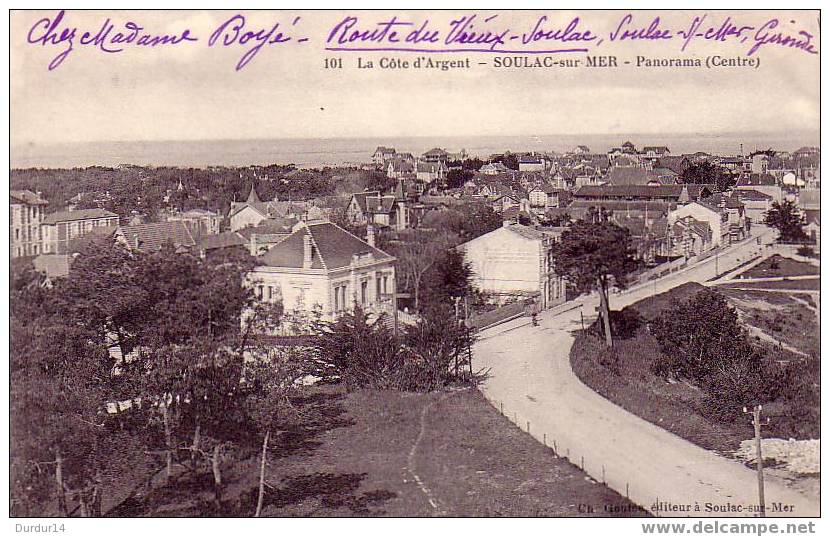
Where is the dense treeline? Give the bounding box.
[10,165,376,220]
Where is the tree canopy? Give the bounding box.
[763,200,808,242]
[551,214,641,346]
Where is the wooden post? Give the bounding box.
[55,449,66,517]
[750,405,766,517]
[597,277,613,347]
[162,403,173,484]
[255,430,270,517]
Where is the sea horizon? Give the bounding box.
[10,131,820,170]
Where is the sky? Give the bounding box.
[10,9,820,146]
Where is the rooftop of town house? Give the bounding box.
[258,221,393,271]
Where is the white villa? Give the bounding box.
[248,221,397,330]
[458,222,566,310]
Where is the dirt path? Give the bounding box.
[404,394,451,516]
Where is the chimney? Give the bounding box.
[303,234,313,268]
[249,233,257,256]
[366,224,376,247]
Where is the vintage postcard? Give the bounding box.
[6,5,822,532]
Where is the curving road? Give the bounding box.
[474,226,820,517]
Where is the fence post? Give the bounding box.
[526,421,530,433]
[581,455,584,470]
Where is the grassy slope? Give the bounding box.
[722,288,820,359]
[109,386,644,517]
[739,255,819,278]
[570,282,819,456]
[716,279,820,291]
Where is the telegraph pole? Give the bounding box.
[744,405,767,517]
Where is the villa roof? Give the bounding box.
[259,221,393,271]
[118,221,196,252]
[11,190,48,205]
[42,208,118,225]
[261,222,394,270]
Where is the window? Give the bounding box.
[333,286,339,311]
[376,276,382,300]
[360,281,367,305]
[266,286,273,301]
[383,275,388,294]
[256,285,263,299]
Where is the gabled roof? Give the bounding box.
[567,200,674,214]
[259,222,393,271]
[528,183,559,195]
[179,208,221,218]
[350,192,377,214]
[198,231,248,251]
[737,173,777,187]
[655,155,692,174]
[67,225,118,253]
[388,158,415,173]
[229,202,269,219]
[673,216,712,240]
[479,162,510,172]
[416,161,448,173]
[42,208,118,225]
[236,217,297,238]
[605,167,653,186]
[10,190,48,205]
[652,167,679,177]
[734,189,773,202]
[504,223,544,240]
[574,184,712,201]
[118,221,196,251]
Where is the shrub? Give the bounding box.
[651,289,788,424]
[609,308,643,340]
[797,245,815,258]
[651,289,744,382]
[312,308,404,390]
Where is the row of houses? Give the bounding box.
[11,190,120,258]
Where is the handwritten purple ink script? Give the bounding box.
[24,11,819,71]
